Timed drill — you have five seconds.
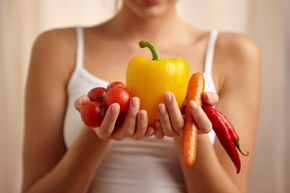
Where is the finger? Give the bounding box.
[74,95,90,112]
[164,92,184,134]
[154,121,165,140]
[190,101,212,133]
[202,92,219,106]
[113,97,140,140]
[158,103,177,137]
[133,110,148,140]
[94,103,120,140]
[145,126,155,137]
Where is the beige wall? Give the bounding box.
[0,0,289,193]
[248,1,288,192]
[285,0,290,190]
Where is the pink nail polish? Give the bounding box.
[148,127,154,135]
[111,104,120,113]
[140,111,147,120]
[190,101,197,109]
[131,97,139,108]
[159,104,166,113]
[165,92,172,102]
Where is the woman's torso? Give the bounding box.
[63,26,218,193]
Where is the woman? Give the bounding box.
[22,0,260,193]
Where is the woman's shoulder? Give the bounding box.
[216,31,261,66]
[189,27,260,63]
[33,27,76,56]
[32,24,106,56]
[30,27,79,82]
[211,31,261,94]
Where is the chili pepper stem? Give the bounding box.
[139,40,160,60]
[234,139,249,156]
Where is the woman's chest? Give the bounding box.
[83,44,207,83]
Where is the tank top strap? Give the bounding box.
[204,30,219,75]
[75,26,84,70]
[66,27,85,91]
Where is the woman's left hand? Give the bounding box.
[154,92,219,139]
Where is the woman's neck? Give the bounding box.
[106,3,192,46]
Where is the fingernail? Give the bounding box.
[111,104,120,113]
[140,111,147,120]
[159,103,166,113]
[148,127,154,135]
[190,101,198,110]
[165,92,172,102]
[80,97,85,105]
[131,97,139,108]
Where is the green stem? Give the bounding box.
[92,95,105,117]
[92,95,104,102]
[100,96,105,117]
[234,139,249,156]
[139,40,160,60]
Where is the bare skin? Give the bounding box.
[22,1,260,193]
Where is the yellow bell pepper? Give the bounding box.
[126,41,190,126]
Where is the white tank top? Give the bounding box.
[63,27,218,193]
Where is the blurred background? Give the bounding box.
[0,0,289,192]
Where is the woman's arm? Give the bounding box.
[158,33,261,193]
[22,29,111,193]
[22,29,153,193]
[181,34,260,193]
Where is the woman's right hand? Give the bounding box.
[75,95,155,140]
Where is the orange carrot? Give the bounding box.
[182,72,205,168]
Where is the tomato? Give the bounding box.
[81,101,103,127]
[87,87,106,102]
[82,83,129,128]
[115,113,126,128]
[104,87,131,114]
[107,81,125,90]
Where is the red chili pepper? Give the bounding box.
[203,105,241,173]
[213,108,249,156]
[204,105,249,156]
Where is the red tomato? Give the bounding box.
[81,101,103,127]
[104,87,131,114]
[115,113,126,128]
[107,81,125,90]
[87,87,106,102]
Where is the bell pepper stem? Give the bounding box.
[139,40,160,60]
